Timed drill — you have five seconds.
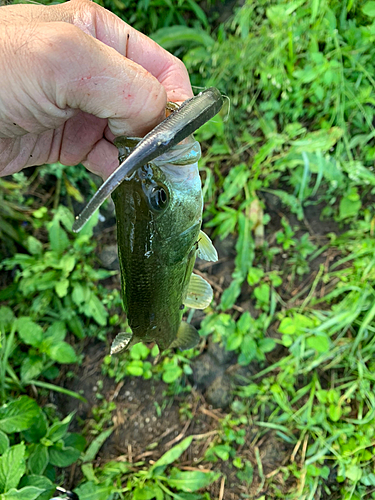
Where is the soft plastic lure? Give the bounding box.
[72,87,223,232]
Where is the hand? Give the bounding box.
[0,0,193,179]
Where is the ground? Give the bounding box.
[49,188,341,499]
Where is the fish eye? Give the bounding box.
[148,185,169,212]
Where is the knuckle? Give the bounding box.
[173,55,187,73]
[67,0,103,31]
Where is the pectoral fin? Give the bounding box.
[185,273,213,309]
[170,322,200,350]
[110,332,133,355]
[197,231,218,262]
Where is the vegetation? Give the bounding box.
[1,0,375,499]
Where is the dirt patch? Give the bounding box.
[56,341,293,498]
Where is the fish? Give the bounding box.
[71,88,224,353]
[110,136,218,354]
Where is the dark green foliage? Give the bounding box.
[0,398,84,498]
[97,0,210,34]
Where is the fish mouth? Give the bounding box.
[153,136,201,166]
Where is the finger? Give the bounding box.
[4,22,167,138]
[2,0,193,102]
[59,112,106,166]
[0,130,58,176]
[82,138,119,179]
[0,122,117,178]
[52,23,168,137]
[0,115,112,177]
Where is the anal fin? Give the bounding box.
[170,322,200,350]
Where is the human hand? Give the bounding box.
[0,0,193,179]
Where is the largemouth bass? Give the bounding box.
[72,88,224,353]
[111,136,218,353]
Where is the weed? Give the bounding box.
[200,312,275,366]
[0,396,85,498]
[98,0,211,35]
[76,436,219,499]
[102,340,196,389]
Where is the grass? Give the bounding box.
[1,0,375,499]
